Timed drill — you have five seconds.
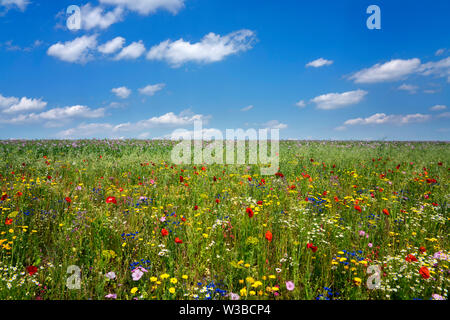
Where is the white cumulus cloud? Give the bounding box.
[99,0,185,15]
[139,83,165,96]
[398,83,418,94]
[47,35,98,63]
[98,36,126,54]
[80,4,124,30]
[0,0,29,11]
[263,120,287,130]
[306,58,333,68]
[343,113,431,126]
[2,97,47,114]
[146,29,256,67]
[350,58,421,83]
[111,86,132,99]
[295,100,306,108]
[114,40,146,60]
[241,105,254,112]
[430,104,447,111]
[57,110,207,138]
[311,89,367,110]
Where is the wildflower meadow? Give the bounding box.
[0,139,448,300]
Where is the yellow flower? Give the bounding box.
[131,287,138,294]
[170,277,178,284]
[150,276,158,282]
[169,287,175,294]
[249,290,256,296]
[240,288,247,296]
[160,273,170,280]
[268,275,276,279]
[271,287,279,291]
[182,275,188,280]
[353,277,362,286]
[245,276,255,284]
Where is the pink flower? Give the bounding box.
[285,281,295,291]
[432,294,444,300]
[105,293,117,299]
[358,230,365,237]
[160,216,166,222]
[150,179,155,185]
[229,292,240,300]
[105,271,116,280]
[131,267,147,281]
[368,243,373,248]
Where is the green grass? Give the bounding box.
[0,139,448,300]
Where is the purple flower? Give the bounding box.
[105,293,117,299]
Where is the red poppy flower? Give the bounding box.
[16,191,23,197]
[175,237,183,244]
[26,265,38,276]
[1,194,8,201]
[246,207,254,218]
[257,201,263,205]
[306,243,318,252]
[354,205,362,213]
[161,228,169,237]
[419,246,426,253]
[106,196,117,204]
[334,196,339,202]
[215,199,220,204]
[275,172,284,178]
[213,176,217,182]
[65,197,72,203]
[265,231,273,242]
[47,175,52,180]
[5,218,13,225]
[194,205,198,210]
[179,176,184,183]
[405,254,417,262]
[419,266,430,279]
[382,208,390,216]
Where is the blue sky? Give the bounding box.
[0,0,449,140]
